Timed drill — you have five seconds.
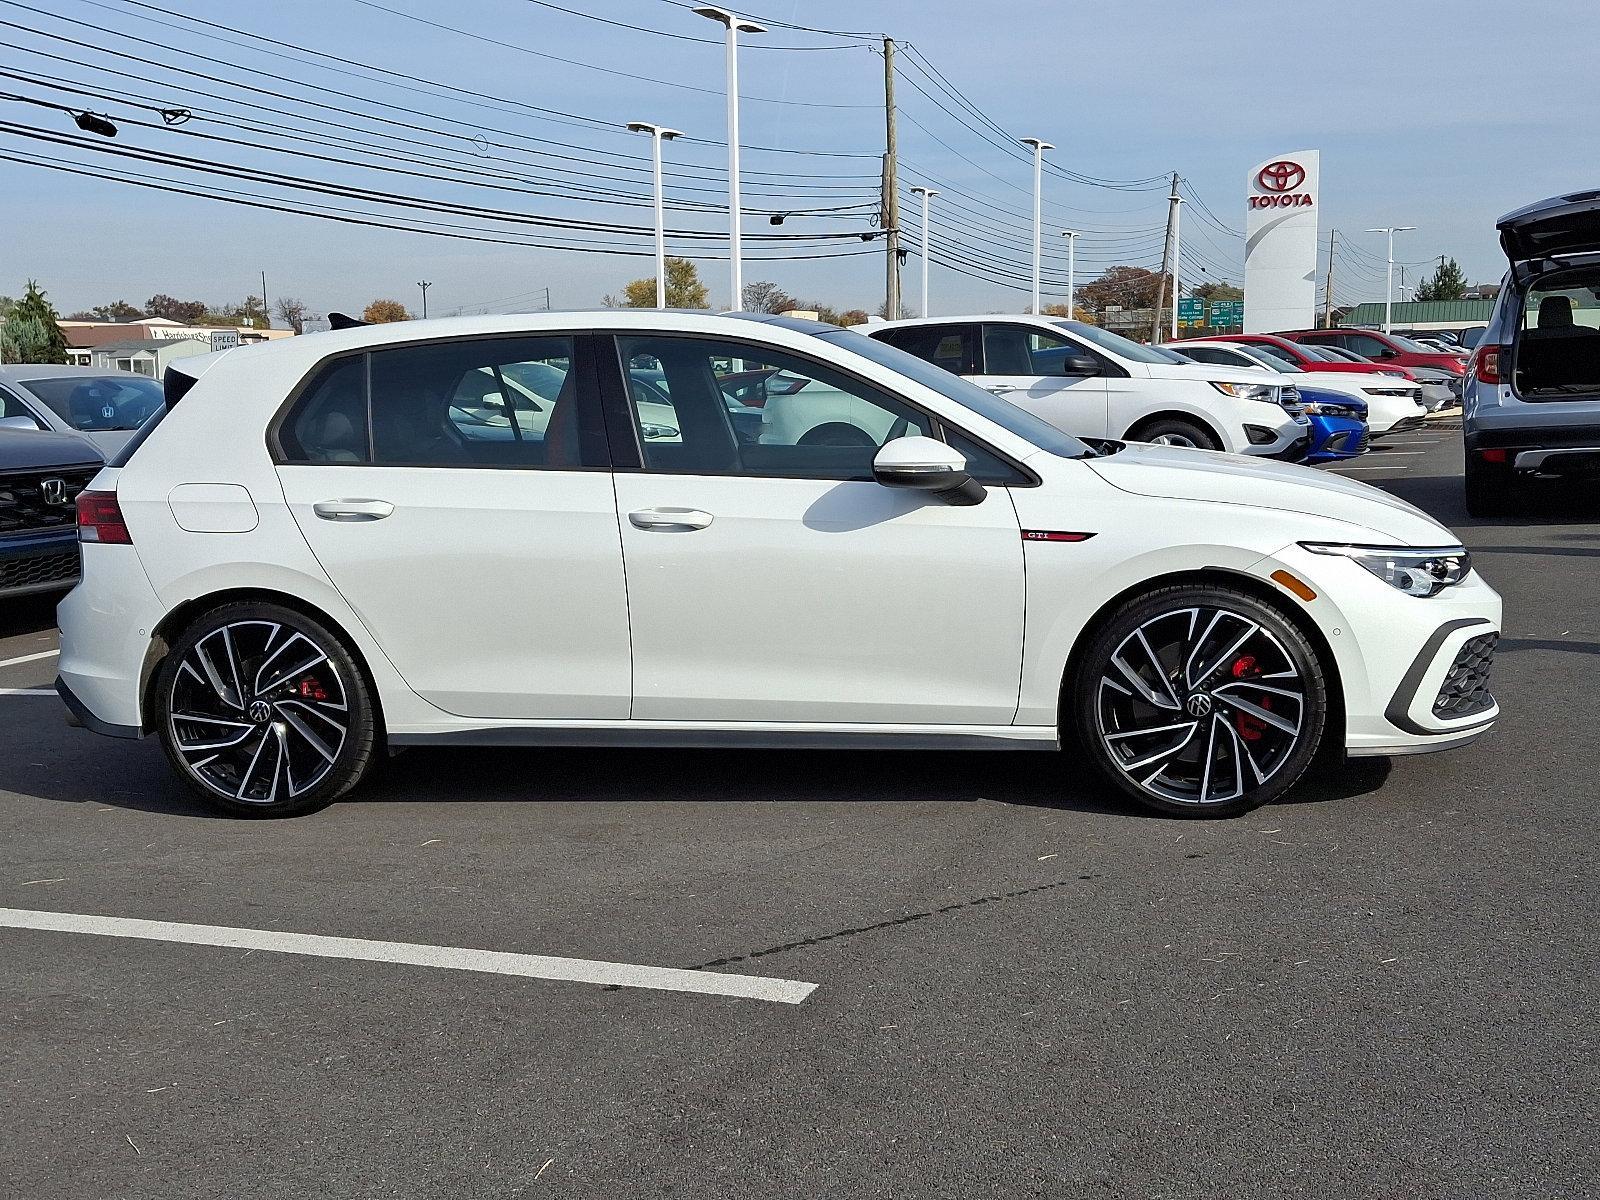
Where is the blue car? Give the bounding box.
[1297,387,1370,463]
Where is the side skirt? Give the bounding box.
[388,724,1061,752]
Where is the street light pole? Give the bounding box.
[694,7,766,311]
[1020,138,1052,313]
[1366,226,1415,334]
[909,186,937,317]
[628,122,684,308]
[416,280,430,319]
[1060,230,1079,319]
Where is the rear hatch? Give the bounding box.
[1498,190,1600,268]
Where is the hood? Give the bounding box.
[1294,386,1368,417]
[1143,361,1283,388]
[1498,188,1600,265]
[0,426,104,470]
[1086,442,1453,545]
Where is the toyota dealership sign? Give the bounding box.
[1244,150,1320,333]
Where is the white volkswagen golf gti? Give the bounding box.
[56,312,1501,819]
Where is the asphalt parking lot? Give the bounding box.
[3,422,1596,1199]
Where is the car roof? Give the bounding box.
[873,314,1060,330]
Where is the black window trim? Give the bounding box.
[266,330,613,471]
[596,328,1039,488]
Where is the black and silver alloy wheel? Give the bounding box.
[1074,586,1326,817]
[157,602,379,816]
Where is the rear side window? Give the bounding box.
[276,336,597,468]
[874,324,976,375]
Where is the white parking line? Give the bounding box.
[0,688,56,697]
[0,908,818,1005]
[0,649,58,670]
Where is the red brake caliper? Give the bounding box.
[1230,655,1268,741]
[296,676,329,702]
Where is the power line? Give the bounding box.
[515,0,863,50]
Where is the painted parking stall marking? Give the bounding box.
[0,649,58,670]
[0,908,818,1005]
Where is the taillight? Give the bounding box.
[1472,344,1504,385]
[77,490,132,544]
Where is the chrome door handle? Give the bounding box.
[983,384,1016,395]
[628,507,714,531]
[313,499,394,522]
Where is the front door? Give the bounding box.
[275,333,632,721]
[607,332,1026,726]
[969,322,1111,438]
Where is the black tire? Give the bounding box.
[1070,584,1328,818]
[1464,454,1514,518]
[155,601,381,817]
[1129,418,1221,452]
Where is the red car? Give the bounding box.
[1279,328,1469,377]
[1184,333,1416,379]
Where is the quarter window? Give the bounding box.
[616,334,933,480]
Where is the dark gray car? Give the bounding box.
[1462,189,1600,515]
[0,427,103,599]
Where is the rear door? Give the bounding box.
[970,322,1111,438]
[274,333,632,721]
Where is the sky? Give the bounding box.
[2,0,1597,325]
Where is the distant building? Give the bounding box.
[1338,299,1495,331]
[87,338,213,377]
[60,318,290,366]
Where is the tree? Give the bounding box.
[273,296,315,335]
[363,298,412,323]
[1415,257,1467,302]
[145,294,209,323]
[0,295,14,321]
[0,280,69,364]
[838,309,870,327]
[89,300,145,322]
[1191,280,1243,302]
[1040,302,1097,323]
[741,280,796,314]
[603,257,710,309]
[1076,266,1171,314]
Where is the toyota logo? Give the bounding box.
[1185,694,1213,718]
[1257,161,1305,193]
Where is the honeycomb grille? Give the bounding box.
[0,548,80,592]
[1434,633,1497,719]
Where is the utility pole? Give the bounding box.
[1169,180,1183,340]
[1323,230,1336,328]
[416,280,431,319]
[1151,172,1180,343]
[882,37,901,321]
[910,186,937,318]
[260,271,268,330]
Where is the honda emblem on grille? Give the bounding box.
[41,478,69,506]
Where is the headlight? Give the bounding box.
[1301,543,1472,597]
[1209,381,1277,403]
[1300,402,1356,417]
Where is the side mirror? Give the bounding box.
[1061,354,1102,376]
[1376,348,1398,359]
[872,435,985,505]
[0,415,41,431]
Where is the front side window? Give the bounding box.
[0,388,44,426]
[980,324,1095,377]
[277,336,586,467]
[616,334,934,480]
[1344,334,1392,359]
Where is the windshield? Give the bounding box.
[1051,320,1177,364]
[1310,345,1361,363]
[16,373,165,431]
[822,328,1093,459]
[1392,335,1440,354]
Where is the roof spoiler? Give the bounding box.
[162,363,200,407]
[327,312,369,330]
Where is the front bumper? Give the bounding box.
[0,529,80,599]
[1374,414,1426,438]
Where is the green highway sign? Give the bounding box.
[1177,297,1206,327]
[1208,299,1245,327]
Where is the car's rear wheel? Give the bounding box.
[1131,418,1221,451]
[1464,454,1514,518]
[1071,585,1327,817]
[155,602,380,817]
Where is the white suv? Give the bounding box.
[57,312,1500,819]
[870,316,1309,456]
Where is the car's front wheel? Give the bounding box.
[1071,585,1328,817]
[155,602,380,817]
[1130,418,1221,451]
